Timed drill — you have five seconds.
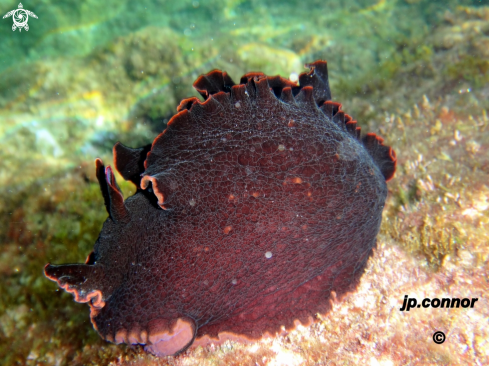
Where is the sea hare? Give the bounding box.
[45,60,396,357]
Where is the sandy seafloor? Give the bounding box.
[0,0,488,365]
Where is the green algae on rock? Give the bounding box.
[381,96,489,269]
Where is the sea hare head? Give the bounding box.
[45,60,396,357]
[46,159,198,355]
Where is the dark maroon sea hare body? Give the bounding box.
[45,60,396,356]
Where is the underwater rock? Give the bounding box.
[44,60,396,357]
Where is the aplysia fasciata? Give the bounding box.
[45,60,396,357]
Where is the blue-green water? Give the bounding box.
[0,0,455,72]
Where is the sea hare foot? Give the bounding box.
[144,318,196,356]
[44,60,396,356]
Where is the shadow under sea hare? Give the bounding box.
[44,60,396,357]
